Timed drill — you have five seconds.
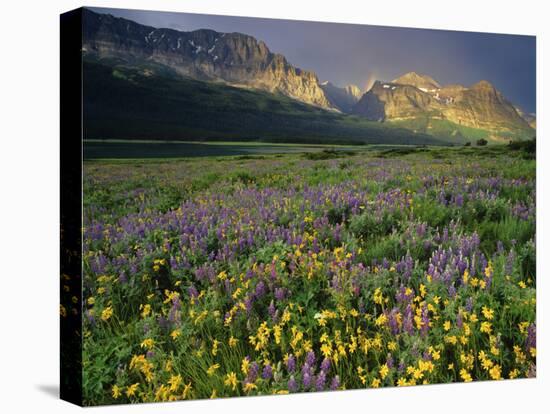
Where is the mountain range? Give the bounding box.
[352,74,533,141]
[82,9,535,144]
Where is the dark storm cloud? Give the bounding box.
[91,7,536,113]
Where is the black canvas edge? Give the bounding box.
[60,7,84,407]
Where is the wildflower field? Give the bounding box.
[81,145,536,404]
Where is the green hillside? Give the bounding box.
[388,115,533,144]
[83,60,446,146]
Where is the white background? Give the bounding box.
[0,0,547,412]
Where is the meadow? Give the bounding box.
[80,144,536,404]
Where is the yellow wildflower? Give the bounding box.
[207,363,220,376]
[168,375,182,392]
[241,357,250,375]
[375,313,387,327]
[480,321,492,334]
[224,372,238,391]
[379,363,389,379]
[482,306,494,320]
[463,270,469,285]
[101,306,113,321]
[126,383,139,397]
[459,369,472,382]
[140,303,151,318]
[111,384,121,399]
[397,377,408,386]
[182,382,192,399]
[244,382,257,393]
[489,364,502,380]
[212,339,219,356]
[140,338,154,350]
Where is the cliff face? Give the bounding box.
[353,80,441,121]
[441,81,530,132]
[82,9,333,108]
[320,81,362,112]
[353,73,533,137]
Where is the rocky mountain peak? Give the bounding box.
[469,80,499,97]
[353,72,533,139]
[320,81,362,112]
[392,72,441,90]
[344,84,362,99]
[82,9,333,109]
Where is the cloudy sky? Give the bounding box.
[92,7,536,113]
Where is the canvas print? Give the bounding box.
[60,6,536,406]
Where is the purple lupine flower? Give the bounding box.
[398,361,406,374]
[288,376,298,393]
[386,353,394,369]
[423,240,432,252]
[247,361,259,382]
[301,362,312,377]
[465,297,474,312]
[457,258,468,280]
[316,370,326,391]
[448,285,457,299]
[330,375,340,390]
[303,371,312,389]
[118,271,127,283]
[255,280,266,298]
[388,308,401,335]
[268,300,277,320]
[306,351,316,367]
[146,350,155,359]
[403,305,414,335]
[262,364,273,380]
[286,354,296,373]
[245,269,254,280]
[321,357,331,373]
[188,285,199,298]
[274,287,286,302]
[421,305,430,336]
